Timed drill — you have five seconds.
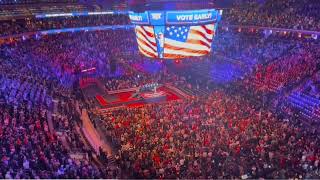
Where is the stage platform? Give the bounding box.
[95,86,183,108]
[80,79,191,109]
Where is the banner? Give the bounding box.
[149,11,166,26]
[166,9,219,24]
[128,11,150,25]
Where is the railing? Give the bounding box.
[107,87,139,95]
[35,11,128,18]
[0,4,94,21]
[222,24,320,35]
[81,109,104,154]
[0,25,134,40]
[165,84,192,99]
[221,24,319,38]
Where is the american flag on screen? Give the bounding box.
[164,24,215,59]
[135,26,158,58]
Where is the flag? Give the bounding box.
[135,24,215,59]
[164,24,215,59]
[135,26,158,58]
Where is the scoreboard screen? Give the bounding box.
[129,9,222,59]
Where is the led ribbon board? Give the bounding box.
[129,9,222,59]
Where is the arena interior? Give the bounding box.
[0,0,320,179]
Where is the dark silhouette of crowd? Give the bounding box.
[224,0,320,31]
[1,14,130,37]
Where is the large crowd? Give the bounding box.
[1,14,130,37]
[0,1,320,179]
[4,29,138,89]
[2,0,320,37]
[93,30,320,179]
[0,27,131,178]
[0,48,107,178]
[99,91,320,179]
[103,58,187,92]
[224,0,320,31]
[249,41,320,93]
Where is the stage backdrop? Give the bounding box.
[129,9,222,59]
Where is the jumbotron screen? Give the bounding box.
[129,9,222,59]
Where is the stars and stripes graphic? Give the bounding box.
[164,24,215,59]
[135,24,215,59]
[135,26,158,58]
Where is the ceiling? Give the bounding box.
[80,0,235,11]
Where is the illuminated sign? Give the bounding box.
[36,11,124,18]
[166,10,217,24]
[129,9,222,26]
[149,11,165,25]
[40,25,134,35]
[128,11,149,24]
[151,13,162,20]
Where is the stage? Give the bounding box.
[93,85,187,109]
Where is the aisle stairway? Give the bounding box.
[287,92,320,120]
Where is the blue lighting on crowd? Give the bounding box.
[210,62,245,84]
[133,60,164,74]
[35,11,128,18]
[40,25,134,35]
